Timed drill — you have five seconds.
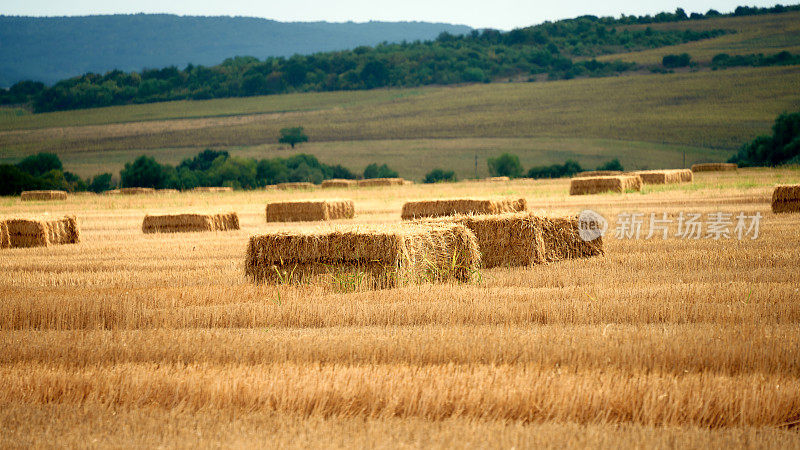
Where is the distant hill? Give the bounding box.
[0,14,471,86]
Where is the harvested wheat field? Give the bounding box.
[142,212,240,233]
[635,169,693,185]
[401,197,527,220]
[20,190,68,201]
[692,163,738,172]
[191,186,233,193]
[1,168,800,447]
[265,199,355,222]
[772,184,800,213]
[569,175,643,195]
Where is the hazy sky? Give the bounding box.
[1,0,785,29]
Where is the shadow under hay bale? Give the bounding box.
[691,163,738,172]
[634,169,693,185]
[276,182,316,190]
[121,187,156,195]
[142,213,240,233]
[20,190,67,201]
[191,187,233,193]
[569,175,642,195]
[357,178,405,187]
[245,224,480,289]
[321,179,356,189]
[772,185,800,213]
[572,170,624,178]
[266,200,355,222]
[419,212,545,268]
[534,216,604,262]
[401,198,527,220]
[0,216,80,249]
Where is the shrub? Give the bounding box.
[662,53,692,68]
[487,153,523,178]
[526,159,582,179]
[16,153,63,177]
[424,168,457,183]
[596,158,624,171]
[363,163,399,179]
[730,111,800,166]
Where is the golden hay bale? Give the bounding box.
[572,170,624,178]
[401,197,527,220]
[534,215,604,262]
[266,199,355,222]
[102,189,121,195]
[634,169,692,185]
[20,190,67,201]
[191,186,233,192]
[157,189,179,194]
[403,180,415,185]
[321,179,356,189]
[486,176,510,182]
[276,182,316,190]
[772,184,800,213]
[142,212,240,233]
[569,175,642,195]
[244,223,480,289]
[121,187,156,195]
[691,163,738,172]
[357,178,405,187]
[420,213,545,268]
[0,216,80,249]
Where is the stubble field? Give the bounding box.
[1,168,800,447]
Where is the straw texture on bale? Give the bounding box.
[191,186,233,192]
[121,187,156,195]
[534,216,604,261]
[357,178,405,187]
[401,197,527,220]
[772,185,800,213]
[142,212,240,233]
[245,223,480,289]
[157,189,179,194]
[420,213,545,268]
[276,182,315,190]
[572,170,624,178]
[569,175,642,195]
[486,176,510,182]
[265,199,355,222]
[691,163,738,172]
[321,179,356,189]
[20,190,67,201]
[634,169,693,185]
[0,216,80,249]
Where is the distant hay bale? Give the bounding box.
[634,169,693,185]
[573,170,624,178]
[357,178,405,187]
[691,163,737,172]
[420,212,545,268]
[142,212,240,233]
[157,189,179,194]
[266,199,355,222]
[191,186,233,192]
[244,223,480,289]
[102,189,121,195]
[321,179,356,189]
[276,182,316,190]
[569,175,642,195]
[20,190,67,201]
[401,197,527,220]
[402,180,415,185]
[121,187,156,195]
[0,216,80,249]
[534,215,604,262]
[772,185,800,213]
[486,176,510,182]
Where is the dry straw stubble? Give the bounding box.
[20,190,67,201]
[772,184,800,213]
[691,163,738,172]
[401,197,527,220]
[266,200,355,223]
[244,223,480,289]
[569,175,643,195]
[142,213,240,233]
[0,215,80,248]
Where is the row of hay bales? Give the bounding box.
[569,168,695,195]
[0,216,80,249]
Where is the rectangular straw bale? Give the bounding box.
[157,189,179,194]
[691,163,738,172]
[772,184,800,213]
[191,186,233,192]
[634,169,690,185]
[121,187,156,195]
[0,216,80,248]
[20,190,67,201]
[357,178,405,187]
[421,212,545,268]
[573,170,624,178]
[486,176,510,181]
[266,199,355,222]
[533,216,604,262]
[401,197,527,220]
[102,189,120,195]
[276,182,316,190]
[244,223,480,289]
[321,179,356,189]
[569,175,642,195]
[142,212,240,233]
